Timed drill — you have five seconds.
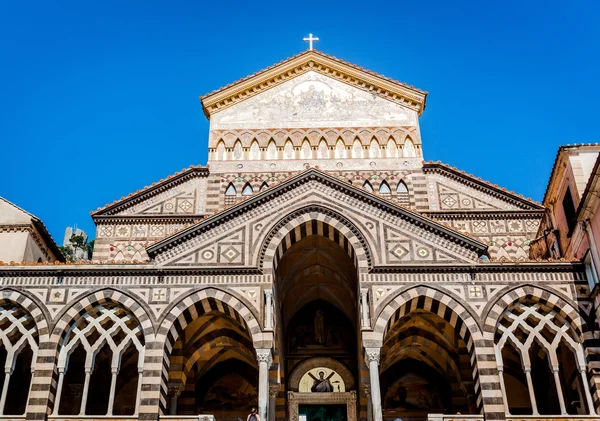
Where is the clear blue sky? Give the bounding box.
[1,1,598,242]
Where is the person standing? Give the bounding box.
[247,407,260,421]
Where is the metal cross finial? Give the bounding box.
[303,33,319,51]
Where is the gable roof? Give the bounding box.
[0,196,65,261]
[422,162,544,211]
[91,165,209,217]
[147,168,487,259]
[200,50,428,119]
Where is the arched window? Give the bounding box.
[379,181,391,198]
[301,139,311,159]
[318,139,328,159]
[242,183,253,196]
[267,140,277,160]
[397,181,409,207]
[352,138,363,158]
[403,137,416,158]
[225,183,237,206]
[363,181,374,193]
[370,138,381,158]
[335,139,346,159]
[250,140,260,160]
[233,140,243,160]
[55,302,145,416]
[386,138,398,158]
[260,182,269,192]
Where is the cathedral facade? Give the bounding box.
[0,50,598,421]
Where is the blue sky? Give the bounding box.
[1,1,598,242]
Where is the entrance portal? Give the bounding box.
[299,404,347,421]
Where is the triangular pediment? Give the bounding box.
[200,50,427,121]
[91,166,209,217]
[147,169,487,269]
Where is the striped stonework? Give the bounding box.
[369,285,506,420]
[261,205,372,274]
[141,288,268,419]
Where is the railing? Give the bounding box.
[427,415,484,421]
[47,416,137,421]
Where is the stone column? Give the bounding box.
[0,368,12,415]
[256,349,273,421]
[551,365,568,415]
[496,366,510,415]
[79,369,92,415]
[134,369,143,415]
[365,348,383,421]
[523,365,539,415]
[168,384,184,415]
[265,290,274,331]
[360,289,370,329]
[269,383,279,421]
[107,368,119,415]
[579,367,597,415]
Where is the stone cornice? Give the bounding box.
[146,168,488,258]
[91,166,209,217]
[200,50,427,118]
[423,210,545,220]
[94,215,206,224]
[422,163,544,210]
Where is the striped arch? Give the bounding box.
[155,287,264,413]
[369,286,499,416]
[259,205,373,273]
[0,289,48,342]
[482,284,598,412]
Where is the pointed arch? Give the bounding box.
[249,140,260,160]
[397,180,409,206]
[386,137,398,158]
[318,138,329,159]
[370,138,381,158]
[232,140,243,160]
[216,140,227,160]
[335,138,346,159]
[266,140,277,160]
[284,139,295,159]
[403,137,416,158]
[301,139,311,159]
[352,138,363,158]
[363,180,373,193]
[225,183,237,206]
[379,180,391,197]
[242,183,253,196]
[260,181,269,192]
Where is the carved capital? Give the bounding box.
[269,383,280,398]
[256,348,273,366]
[362,383,371,398]
[364,347,381,364]
[265,289,273,298]
[168,383,185,397]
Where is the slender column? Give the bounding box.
[365,348,382,421]
[497,367,510,415]
[53,368,66,414]
[79,369,92,415]
[168,384,183,415]
[107,369,118,415]
[0,368,12,415]
[360,289,370,329]
[256,349,272,421]
[363,383,372,421]
[24,368,35,416]
[579,368,597,415]
[551,366,568,415]
[134,369,143,416]
[523,366,539,415]
[269,383,279,421]
[264,290,274,331]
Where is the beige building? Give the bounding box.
[0,196,63,263]
[0,50,598,421]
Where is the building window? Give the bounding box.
[363,181,373,193]
[397,181,409,207]
[379,181,391,198]
[225,183,237,206]
[562,187,577,233]
[242,183,253,196]
[584,250,598,288]
[260,182,269,192]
